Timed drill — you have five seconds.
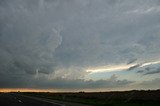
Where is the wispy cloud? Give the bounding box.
[127,64,141,71]
[140,61,160,67]
[127,58,137,64]
[144,67,160,75]
[86,64,136,73]
[87,60,160,73]
[144,70,160,75]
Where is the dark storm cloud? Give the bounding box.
[0,0,160,89]
[0,74,133,89]
[144,70,160,75]
[145,67,152,71]
[136,70,144,73]
[127,58,137,64]
[127,64,141,71]
[44,76,133,89]
[0,0,62,76]
[134,63,160,75]
[144,67,160,75]
[54,75,133,89]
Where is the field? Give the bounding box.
[16,90,160,106]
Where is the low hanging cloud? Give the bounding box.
[45,75,133,89]
[144,70,160,75]
[0,74,133,89]
[144,67,160,75]
[138,78,160,89]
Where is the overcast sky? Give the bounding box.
[0,0,160,92]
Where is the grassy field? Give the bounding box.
[17,90,160,106]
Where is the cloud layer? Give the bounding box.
[0,0,160,90]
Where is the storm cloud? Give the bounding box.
[0,74,133,90]
[0,0,160,90]
[144,67,160,75]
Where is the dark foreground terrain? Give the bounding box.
[0,90,160,106]
[0,92,90,106]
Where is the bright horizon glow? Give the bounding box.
[0,88,54,93]
[87,60,160,73]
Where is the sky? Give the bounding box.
[0,0,160,92]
